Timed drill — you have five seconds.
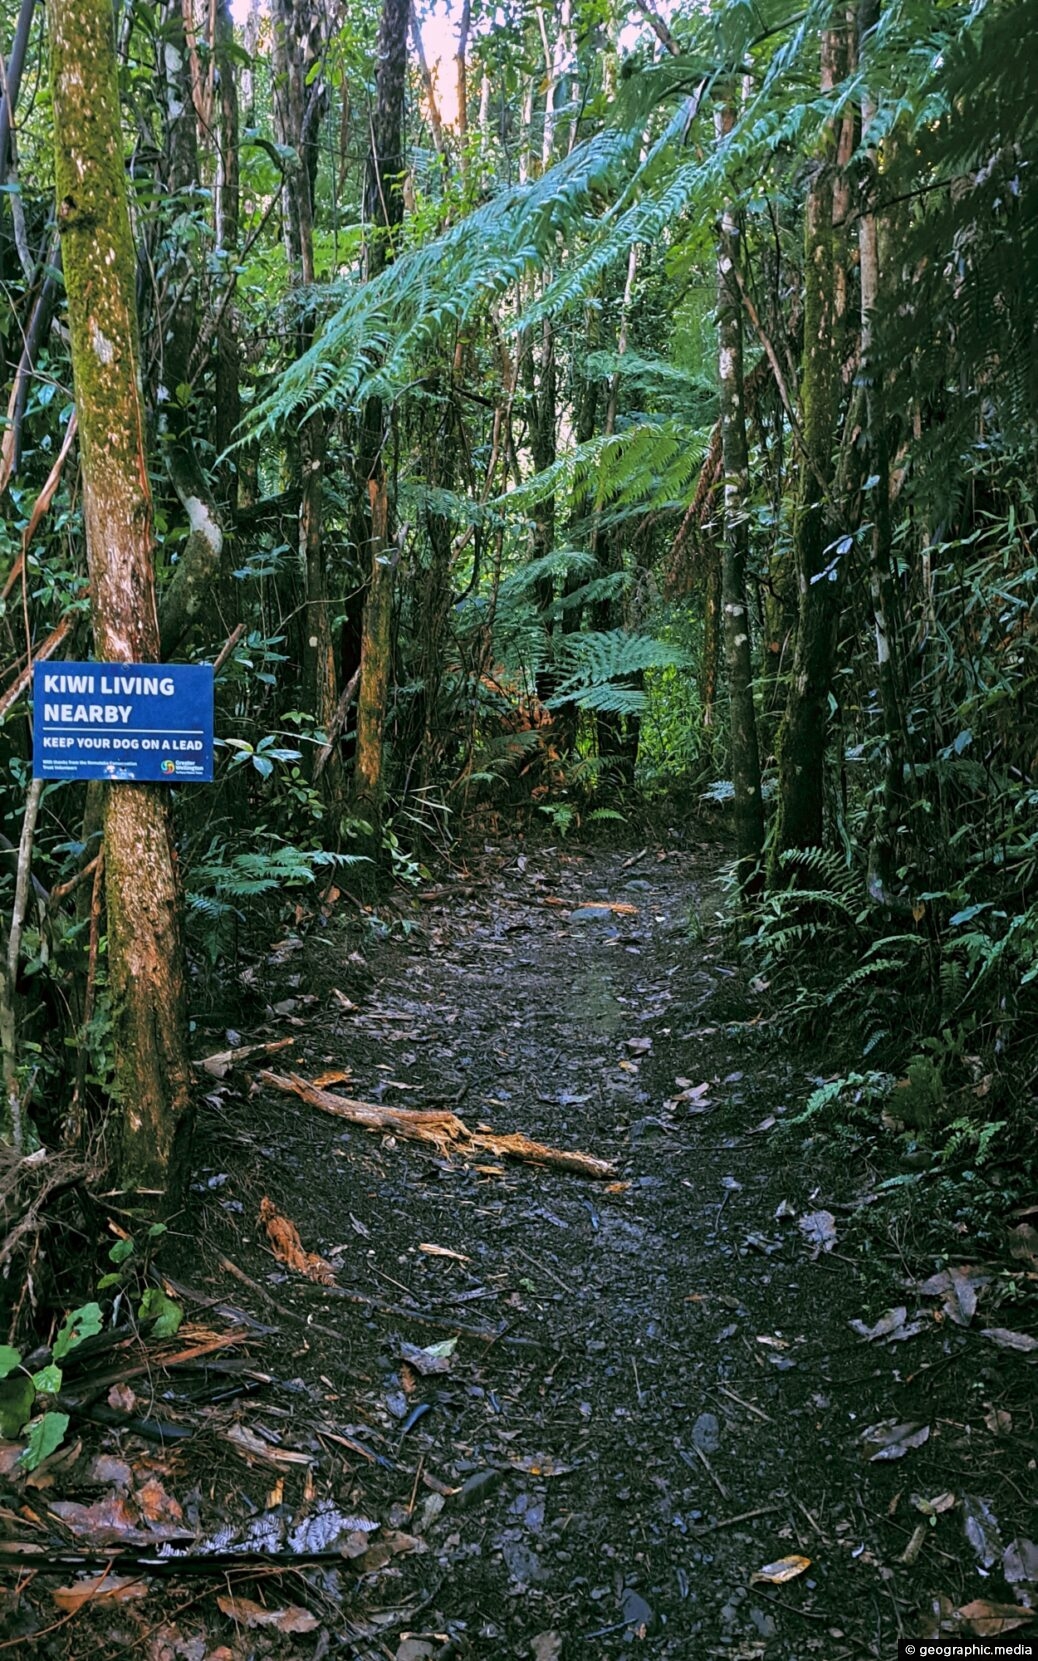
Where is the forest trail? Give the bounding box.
[169,836,1029,1659]
[10,839,1032,1658]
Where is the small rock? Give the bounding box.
[456,1467,505,1509]
[748,1605,777,1639]
[692,1412,721,1454]
[501,1536,546,1584]
[621,1587,656,1632]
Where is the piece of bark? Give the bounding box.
[259,1072,616,1180]
[258,1197,336,1284]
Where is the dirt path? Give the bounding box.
[9,839,1034,1659]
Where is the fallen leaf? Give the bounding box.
[799,1210,837,1255]
[751,1554,811,1585]
[963,1494,1002,1569]
[400,1338,457,1377]
[954,1600,1034,1637]
[672,1081,711,1103]
[626,1037,652,1054]
[1007,1223,1038,1271]
[49,1493,183,1546]
[914,1492,956,1517]
[88,1454,132,1487]
[861,1421,930,1462]
[980,1327,1038,1353]
[915,1265,990,1312]
[360,1530,425,1572]
[943,1265,981,1326]
[107,1383,137,1415]
[53,1574,149,1611]
[217,1594,318,1633]
[1003,1539,1038,1588]
[258,1196,336,1285]
[849,1306,924,1343]
[0,1442,24,1475]
[750,1115,777,1134]
[418,1243,470,1263]
[224,1424,313,1467]
[984,1404,1012,1436]
[135,1477,184,1527]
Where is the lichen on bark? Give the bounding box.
[49,0,193,1199]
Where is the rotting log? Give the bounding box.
[260,1071,617,1179]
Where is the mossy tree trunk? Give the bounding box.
[49,0,193,1199]
[771,12,856,868]
[353,0,409,843]
[716,102,765,891]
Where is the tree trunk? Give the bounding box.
[155,0,224,659]
[771,13,855,866]
[354,0,409,840]
[49,0,193,1198]
[858,0,906,904]
[214,0,241,503]
[716,106,765,891]
[271,0,341,800]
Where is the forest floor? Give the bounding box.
[3,830,1037,1660]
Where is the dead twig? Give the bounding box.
[679,1441,729,1499]
[691,1502,785,1536]
[260,1070,616,1180]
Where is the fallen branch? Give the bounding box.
[259,1071,617,1180]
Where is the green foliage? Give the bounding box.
[138,1287,183,1339]
[20,1413,70,1472]
[51,1302,102,1361]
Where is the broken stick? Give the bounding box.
[258,1071,616,1180]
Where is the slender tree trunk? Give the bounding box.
[701,546,721,734]
[155,0,225,657]
[354,0,409,840]
[592,243,638,784]
[271,0,341,801]
[214,0,240,502]
[771,12,855,866]
[49,0,192,1198]
[716,105,765,890]
[410,5,444,156]
[858,0,905,904]
[455,0,471,171]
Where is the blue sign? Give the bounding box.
[33,661,214,783]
